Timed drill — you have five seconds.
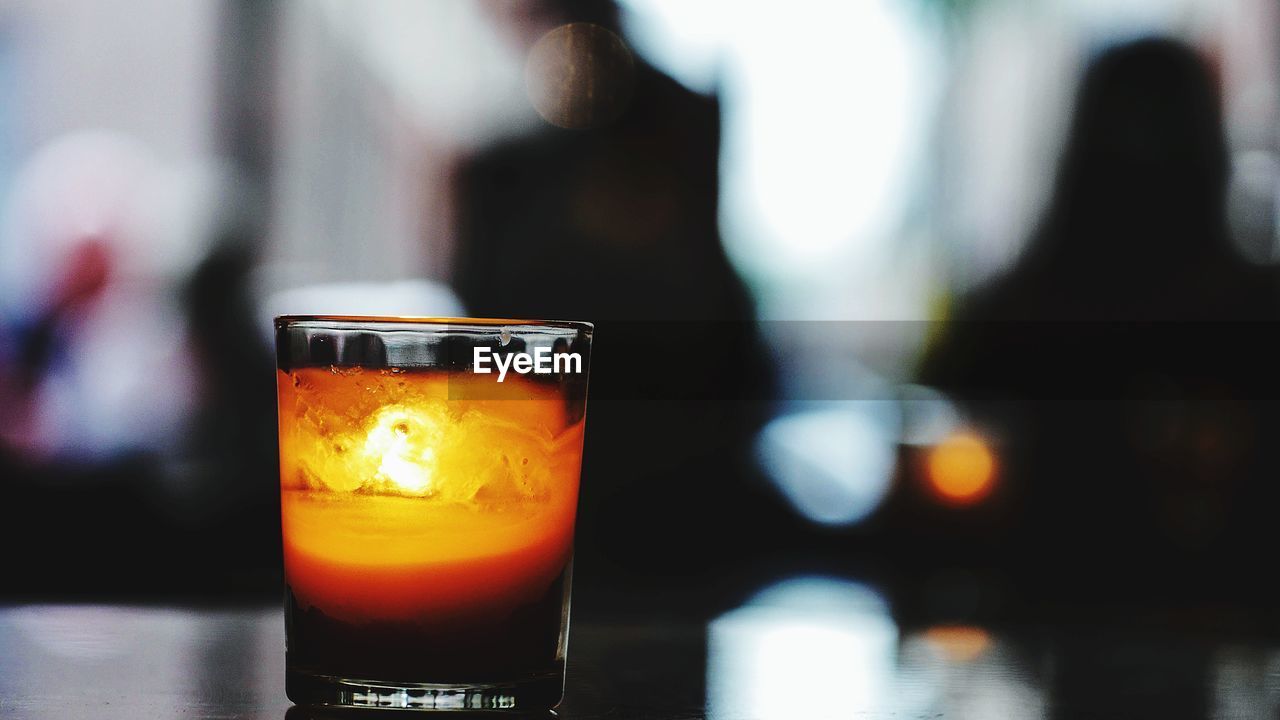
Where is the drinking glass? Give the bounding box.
[275,316,592,711]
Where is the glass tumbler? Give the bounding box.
[274,316,592,711]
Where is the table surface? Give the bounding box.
[2,592,1279,719]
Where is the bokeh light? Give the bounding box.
[525,22,636,130]
[922,625,993,663]
[755,402,899,527]
[708,577,897,720]
[926,431,997,507]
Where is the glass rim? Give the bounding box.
[274,314,593,334]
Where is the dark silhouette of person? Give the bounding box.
[919,38,1280,608]
[178,233,281,591]
[453,0,777,585]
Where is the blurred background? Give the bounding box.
[2,0,1280,712]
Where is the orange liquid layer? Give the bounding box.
[282,491,577,623]
[278,367,584,624]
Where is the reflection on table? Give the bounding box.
[3,575,1279,719]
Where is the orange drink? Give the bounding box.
[275,317,591,711]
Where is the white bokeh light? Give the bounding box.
[707,577,898,720]
[755,401,899,527]
[622,0,939,316]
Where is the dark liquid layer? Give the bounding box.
[285,567,570,686]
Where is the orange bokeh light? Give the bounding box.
[923,625,992,662]
[926,431,997,506]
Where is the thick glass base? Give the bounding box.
[287,668,564,712]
